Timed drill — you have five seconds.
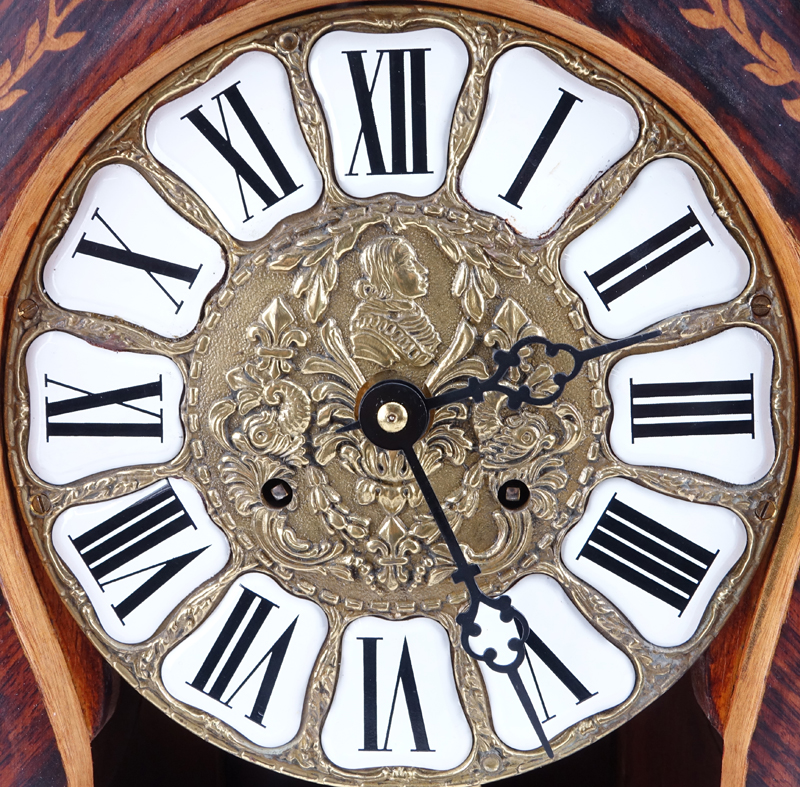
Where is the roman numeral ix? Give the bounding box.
[188,587,297,727]
[71,482,207,622]
[586,206,712,308]
[45,375,164,440]
[182,82,302,222]
[630,376,755,440]
[344,48,431,177]
[578,495,718,614]
[359,636,432,753]
[500,88,582,208]
[73,209,201,313]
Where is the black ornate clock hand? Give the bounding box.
[425,329,662,410]
[402,444,554,759]
[338,329,660,433]
[354,379,554,757]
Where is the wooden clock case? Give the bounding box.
[1,1,799,785]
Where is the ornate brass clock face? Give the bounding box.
[4,5,795,784]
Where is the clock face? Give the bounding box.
[4,5,795,784]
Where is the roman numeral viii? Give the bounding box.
[70,482,208,622]
[587,206,712,308]
[578,495,718,614]
[344,49,431,177]
[45,375,163,440]
[188,587,297,727]
[630,376,755,440]
[359,636,432,753]
[182,82,302,222]
[73,209,201,313]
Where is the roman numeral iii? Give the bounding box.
[577,495,718,614]
[629,376,755,440]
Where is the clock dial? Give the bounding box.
[5,7,795,786]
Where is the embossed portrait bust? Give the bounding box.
[350,236,441,367]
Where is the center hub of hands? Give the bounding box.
[358,379,429,450]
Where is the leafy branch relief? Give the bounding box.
[681,0,800,121]
[0,0,112,112]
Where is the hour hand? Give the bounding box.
[425,329,661,410]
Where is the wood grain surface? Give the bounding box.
[0,585,66,787]
[0,1,798,786]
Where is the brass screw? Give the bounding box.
[30,493,52,516]
[751,294,772,318]
[481,753,502,773]
[756,499,776,520]
[377,402,408,433]
[17,299,38,320]
[278,32,299,51]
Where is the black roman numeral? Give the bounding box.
[45,375,164,440]
[344,49,431,177]
[182,82,302,222]
[517,623,596,723]
[73,209,201,313]
[500,88,582,208]
[630,376,755,440]
[70,481,207,622]
[359,637,432,753]
[188,587,297,727]
[586,206,713,308]
[577,495,718,614]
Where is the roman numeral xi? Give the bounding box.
[183,82,302,222]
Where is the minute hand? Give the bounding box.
[425,330,661,411]
[402,445,554,758]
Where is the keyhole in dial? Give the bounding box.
[261,478,293,509]
[498,480,530,510]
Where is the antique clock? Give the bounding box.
[1,2,798,785]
